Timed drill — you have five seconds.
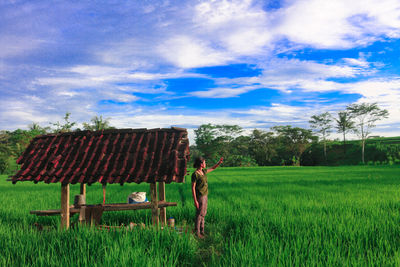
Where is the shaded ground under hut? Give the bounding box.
[11,127,190,229]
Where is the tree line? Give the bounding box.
[0,113,113,173]
[191,102,395,167]
[0,102,397,174]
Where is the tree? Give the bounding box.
[335,111,355,155]
[0,131,11,156]
[0,156,8,174]
[309,112,333,161]
[249,129,277,166]
[271,125,316,166]
[28,122,50,135]
[194,124,243,161]
[346,102,389,163]
[226,135,257,167]
[50,112,76,133]
[8,129,37,157]
[83,115,113,131]
[194,124,219,159]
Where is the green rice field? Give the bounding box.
[1,166,400,266]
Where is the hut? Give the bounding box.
[11,127,190,229]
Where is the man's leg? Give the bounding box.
[199,195,208,235]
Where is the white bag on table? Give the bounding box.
[127,192,148,203]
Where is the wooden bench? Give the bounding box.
[30,208,81,216]
[30,201,177,225]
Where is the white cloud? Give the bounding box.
[194,0,272,55]
[1,0,400,140]
[277,0,400,49]
[189,85,257,98]
[102,91,138,103]
[240,103,314,124]
[202,58,372,95]
[0,35,44,58]
[261,58,365,80]
[0,99,56,129]
[158,36,232,68]
[343,58,370,68]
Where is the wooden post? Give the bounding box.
[102,184,106,205]
[78,183,87,225]
[150,183,159,226]
[61,183,70,229]
[80,183,86,197]
[158,182,166,225]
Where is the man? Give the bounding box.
[191,156,223,238]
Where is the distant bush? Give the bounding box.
[222,155,258,167]
[0,156,9,174]
[301,137,400,166]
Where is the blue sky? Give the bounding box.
[1,0,400,140]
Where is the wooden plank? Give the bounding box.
[30,208,81,216]
[102,202,176,211]
[60,184,70,229]
[30,202,177,216]
[158,182,166,225]
[80,183,86,197]
[150,183,159,225]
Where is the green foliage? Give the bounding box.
[309,112,333,137]
[309,112,333,160]
[0,126,48,174]
[301,137,400,166]
[335,111,355,135]
[194,124,243,162]
[82,115,114,131]
[50,112,76,133]
[190,124,397,167]
[222,154,257,167]
[0,156,8,174]
[249,129,277,166]
[194,124,318,167]
[271,125,316,165]
[335,111,355,154]
[28,122,50,134]
[347,102,389,163]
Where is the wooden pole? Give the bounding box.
[150,183,159,226]
[80,183,86,197]
[158,182,166,225]
[102,184,106,205]
[61,183,70,229]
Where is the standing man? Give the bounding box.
[191,156,223,238]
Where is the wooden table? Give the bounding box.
[30,201,177,225]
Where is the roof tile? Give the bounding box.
[12,128,190,185]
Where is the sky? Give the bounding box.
[1,0,400,141]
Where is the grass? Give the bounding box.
[1,165,400,266]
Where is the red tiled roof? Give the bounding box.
[11,127,190,185]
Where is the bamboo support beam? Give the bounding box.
[158,182,166,225]
[61,184,70,229]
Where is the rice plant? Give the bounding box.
[1,165,399,266]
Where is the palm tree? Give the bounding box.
[83,115,114,131]
[335,111,355,155]
[309,112,333,161]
